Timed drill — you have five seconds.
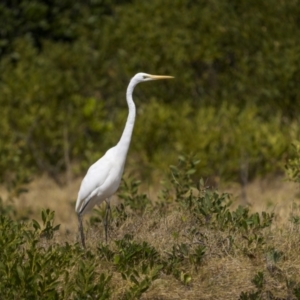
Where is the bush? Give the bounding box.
[286,141,300,183]
[0,156,300,299]
[1,0,300,183]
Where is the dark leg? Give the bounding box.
[104,198,111,243]
[78,214,86,248]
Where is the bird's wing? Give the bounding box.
[76,154,113,212]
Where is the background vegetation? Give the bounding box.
[1,0,300,299]
[0,0,300,185]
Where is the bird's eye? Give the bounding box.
[143,75,148,79]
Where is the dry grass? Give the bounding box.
[10,174,299,232]
[106,212,300,299]
[223,176,300,225]
[2,174,300,299]
[94,201,300,299]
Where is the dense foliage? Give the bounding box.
[0,0,300,183]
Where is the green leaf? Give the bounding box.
[32,219,41,231]
[17,265,24,280]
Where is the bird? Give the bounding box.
[75,72,174,247]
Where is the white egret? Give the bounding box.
[75,72,173,247]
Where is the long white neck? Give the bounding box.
[116,79,137,158]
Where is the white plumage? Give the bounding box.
[75,72,173,247]
[76,147,124,214]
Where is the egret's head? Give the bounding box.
[132,72,174,84]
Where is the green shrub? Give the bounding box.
[286,141,300,183]
[1,0,300,183]
[0,156,299,299]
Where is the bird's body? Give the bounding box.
[76,146,124,214]
[75,72,173,247]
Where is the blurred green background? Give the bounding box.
[0,0,299,187]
